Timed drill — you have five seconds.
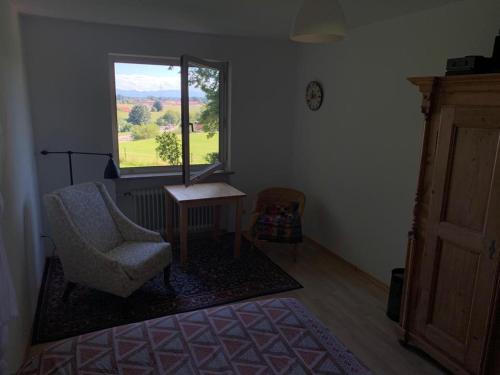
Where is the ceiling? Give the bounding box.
[14,0,459,39]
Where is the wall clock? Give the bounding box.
[305,81,323,111]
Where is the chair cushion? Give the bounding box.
[107,241,172,280]
[56,183,123,253]
[254,202,303,243]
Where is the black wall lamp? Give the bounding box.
[40,150,120,185]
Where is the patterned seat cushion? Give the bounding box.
[107,241,172,280]
[254,202,303,243]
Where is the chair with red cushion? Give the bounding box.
[249,187,305,261]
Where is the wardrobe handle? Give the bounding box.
[489,240,496,259]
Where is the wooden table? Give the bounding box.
[164,182,246,266]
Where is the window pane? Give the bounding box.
[187,64,220,167]
[114,62,183,169]
[181,55,225,185]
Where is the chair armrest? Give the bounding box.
[96,183,164,243]
[115,217,164,243]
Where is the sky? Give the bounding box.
[115,63,181,92]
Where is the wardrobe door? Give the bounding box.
[416,106,500,374]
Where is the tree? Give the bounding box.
[155,132,181,165]
[152,100,163,112]
[127,104,151,125]
[118,119,132,132]
[156,110,180,126]
[188,67,220,138]
[204,152,219,164]
[131,124,160,140]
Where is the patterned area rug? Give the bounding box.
[32,234,302,344]
[22,298,372,374]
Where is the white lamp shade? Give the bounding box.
[290,0,347,43]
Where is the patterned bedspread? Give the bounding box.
[19,298,371,374]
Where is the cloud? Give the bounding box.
[116,74,180,92]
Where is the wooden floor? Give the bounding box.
[29,238,446,374]
[252,239,447,375]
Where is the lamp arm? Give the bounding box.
[40,150,118,185]
[41,150,113,157]
[72,151,113,157]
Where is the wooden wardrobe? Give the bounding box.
[400,74,500,375]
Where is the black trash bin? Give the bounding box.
[387,268,405,322]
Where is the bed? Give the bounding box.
[18,298,371,374]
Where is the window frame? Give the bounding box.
[181,54,228,185]
[108,53,229,177]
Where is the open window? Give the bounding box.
[109,54,228,180]
[181,55,228,185]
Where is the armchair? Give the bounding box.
[249,187,305,261]
[44,182,172,299]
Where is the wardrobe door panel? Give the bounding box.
[416,106,500,374]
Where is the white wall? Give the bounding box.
[17,0,500,311]
[292,0,500,284]
[0,1,44,373]
[20,16,298,228]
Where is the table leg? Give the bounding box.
[180,204,188,266]
[213,205,221,241]
[234,198,243,258]
[165,195,174,245]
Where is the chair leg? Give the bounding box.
[62,282,76,302]
[250,231,259,251]
[164,265,171,286]
[164,265,176,295]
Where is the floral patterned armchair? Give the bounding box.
[44,182,172,299]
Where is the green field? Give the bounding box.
[116,100,217,169]
[119,132,219,168]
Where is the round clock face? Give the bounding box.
[306,81,323,111]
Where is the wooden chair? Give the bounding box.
[248,187,305,261]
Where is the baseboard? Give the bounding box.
[303,235,390,293]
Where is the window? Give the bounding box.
[109,54,228,183]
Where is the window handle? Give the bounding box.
[489,240,497,260]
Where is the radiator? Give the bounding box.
[131,187,214,235]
